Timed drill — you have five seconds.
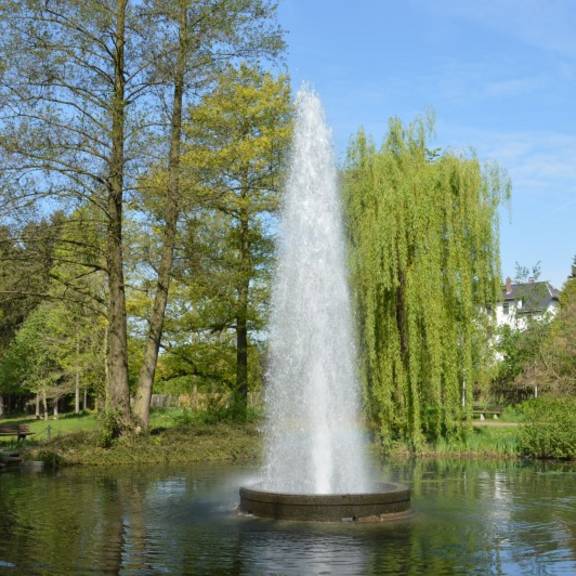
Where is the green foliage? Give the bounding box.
[499,404,526,422]
[23,418,262,466]
[519,397,576,459]
[170,404,261,426]
[492,319,550,402]
[98,409,125,448]
[0,0,286,428]
[0,299,105,403]
[0,303,69,398]
[373,425,519,459]
[32,449,65,470]
[429,427,519,458]
[344,117,509,447]
[0,217,61,354]
[517,277,576,396]
[155,66,291,405]
[0,207,107,414]
[491,266,569,403]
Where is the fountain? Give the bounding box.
[239,87,410,522]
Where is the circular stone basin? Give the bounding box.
[239,483,411,523]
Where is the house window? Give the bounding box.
[503,302,510,315]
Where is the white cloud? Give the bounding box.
[413,0,576,59]
[440,126,576,196]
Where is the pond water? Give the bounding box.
[1,459,576,575]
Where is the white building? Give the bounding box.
[495,277,560,331]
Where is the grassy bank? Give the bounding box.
[0,409,528,467]
[1,410,261,466]
[380,425,520,460]
[22,422,261,466]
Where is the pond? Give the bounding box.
[1,459,576,575]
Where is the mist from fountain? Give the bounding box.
[262,87,374,495]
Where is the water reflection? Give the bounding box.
[1,460,576,575]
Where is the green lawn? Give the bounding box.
[1,409,263,465]
[0,412,99,445]
[0,408,224,446]
[1,408,524,464]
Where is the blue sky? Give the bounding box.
[277,0,576,288]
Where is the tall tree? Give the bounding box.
[173,65,291,418]
[344,118,509,448]
[0,218,60,349]
[518,267,576,396]
[132,2,285,429]
[0,210,107,417]
[0,0,285,430]
[106,0,131,426]
[0,216,64,414]
[0,301,100,418]
[0,0,146,430]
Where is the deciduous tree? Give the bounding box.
[0,0,146,430]
[344,118,508,447]
[168,65,291,418]
[132,0,285,429]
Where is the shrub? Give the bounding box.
[500,404,525,423]
[168,405,262,427]
[518,397,576,459]
[98,409,123,448]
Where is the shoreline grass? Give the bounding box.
[0,411,525,467]
[19,421,261,467]
[4,405,575,466]
[378,426,520,460]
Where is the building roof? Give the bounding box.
[502,281,560,314]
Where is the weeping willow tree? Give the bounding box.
[344,118,509,448]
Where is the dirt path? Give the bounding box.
[473,420,520,428]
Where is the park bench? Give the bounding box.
[472,406,502,420]
[0,424,34,441]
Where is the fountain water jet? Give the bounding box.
[239,87,410,521]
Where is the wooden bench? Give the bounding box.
[0,424,34,441]
[472,406,502,420]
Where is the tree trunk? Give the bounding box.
[75,335,80,414]
[235,305,249,416]
[35,394,40,419]
[53,397,58,419]
[83,388,88,411]
[234,199,250,419]
[0,394,4,418]
[42,390,48,421]
[75,382,80,415]
[103,321,109,395]
[105,0,131,431]
[133,1,187,430]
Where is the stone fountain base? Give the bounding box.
[239,483,411,523]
